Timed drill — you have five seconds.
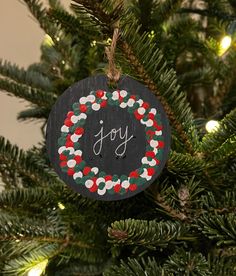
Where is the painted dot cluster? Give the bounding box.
[57,90,165,196]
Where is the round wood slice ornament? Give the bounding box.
[46,75,170,201]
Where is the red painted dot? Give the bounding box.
[59,154,67,161]
[130,95,136,100]
[100,100,107,108]
[66,134,71,140]
[67,168,75,176]
[90,183,98,192]
[65,141,74,148]
[67,111,74,118]
[83,167,91,175]
[114,184,121,193]
[134,110,144,120]
[119,95,123,102]
[129,171,139,178]
[60,161,67,167]
[154,158,160,165]
[147,168,155,176]
[79,104,87,112]
[64,118,73,127]
[145,151,155,158]
[105,175,112,181]
[96,90,104,98]
[129,184,137,191]
[148,113,155,120]
[158,141,164,148]
[75,127,84,135]
[142,102,150,109]
[74,155,82,164]
[146,130,155,138]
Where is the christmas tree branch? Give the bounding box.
[72,0,197,153]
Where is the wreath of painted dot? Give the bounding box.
[57,90,165,196]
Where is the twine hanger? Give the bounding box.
[105,27,121,84]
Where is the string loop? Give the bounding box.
[105,28,121,84]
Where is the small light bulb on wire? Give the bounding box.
[205,120,220,133]
[219,35,232,56]
[27,260,48,276]
[58,202,65,210]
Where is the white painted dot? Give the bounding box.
[121,180,130,188]
[79,113,87,120]
[98,188,106,195]
[73,172,83,180]
[120,90,127,97]
[71,134,80,142]
[153,148,158,155]
[120,102,127,108]
[138,107,146,115]
[140,169,148,179]
[79,97,87,104]
[61,125,69,133]
[58,146,66,154]
[155,130,162,136]
[74,150,82,156]
[100,120,103,124]
[97,178,105,185]
[150,140,159,148]
[146,175,152,181]
[105,181,114,189]
[66,147,75,154]
[85,179,94,188]
[112,91,119,100]
[71,115,79,124]
[67,159,76,168]
[91,167,99,174]
[92,103,100,111]
[146,119,154,127]
[150,108,157,115]
[137,99,144,106]
[149,159,156,166]
[127,99,135,107]
[141,157,148,164]
[140,119,146,125]
[87,95,96,102]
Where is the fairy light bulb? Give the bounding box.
[27,260,48,276]
[58,202,65,210]
[205,120,220,133]
[43,34,54,47]
[219,35,232,55]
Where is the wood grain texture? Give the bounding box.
[46,75,171,201]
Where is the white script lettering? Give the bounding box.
[93,120,134,157]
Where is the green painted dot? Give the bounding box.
[112,175,119,182]
[98,182,105,190]
[137,168,144,175]
[63,150,71,157]
[99,171,106,178]
[74,110,80,116]
[106,92,112,98]
[147,157,152,162]
[61,133,67,138]
[120,188,126,195]
[58,137,66,146]
[120,175,128,181]
[123,95,129,103]
[108,188,115,195]
[130,178,136,184]
[62,166,68,173]
[75,178,82,184]
[77,161,86,170]
[133,103,139,109]
[108,98,115,105]
[72,102,79,110]
[77,119,86,126]
[73,142,80,150]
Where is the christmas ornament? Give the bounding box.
[46,75,170,200]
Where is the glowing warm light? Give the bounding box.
[27,260,48,276]
[43,34,54,47]
[205,120,220,133]
[58,202,65,210]
[219,35,232,56]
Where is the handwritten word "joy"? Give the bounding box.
[93,120,134,157]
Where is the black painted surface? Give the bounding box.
[46,75,171,201]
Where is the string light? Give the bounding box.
[205,120,220,133]
[219,35,232,56]
[43,34,54,47]
[27,260,48,276]
[58,202,65,210]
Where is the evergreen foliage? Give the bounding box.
[0,0,236,275]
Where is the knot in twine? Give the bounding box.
[105,28,121,83]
